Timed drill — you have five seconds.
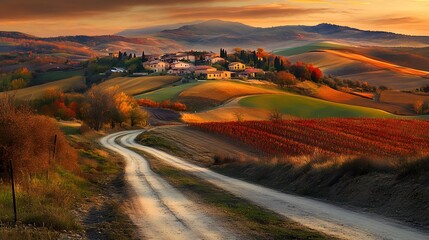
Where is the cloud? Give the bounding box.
[0,0,236,20]
[370,16,425,25]
[164,4,328,20]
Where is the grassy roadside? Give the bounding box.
[0,124,139,240]
[132,148,333,240]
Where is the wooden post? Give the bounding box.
[9,159,17,224]
[53,134,57,163]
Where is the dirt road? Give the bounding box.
[114,130,429,240]
[100,131,236,240]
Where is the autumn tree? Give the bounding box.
[276,71,297,88]
[414,100,424,115]
[82,85,117,130]
[130,108,149,127]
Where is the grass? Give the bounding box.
[31,69,84,86]
[0,125,137,240]
[0,76,85,101]
[137,150,332,239]
[239,93,394,118]
[275,42,346,56]
[134,82,200,101]
[135,132,182,155]
[0,168,85,231]
[98,76,181,96]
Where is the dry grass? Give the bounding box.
[325,50,429,77]
[380,90,429,107]
[289,51,429,90]
[315,86,413,115]
[97,76,181,96]
[178,81,280,103]
[0,76,85,101]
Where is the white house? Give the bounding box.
[143,60,168,72]
[176,52,196,63]
[228,62,246,71]
[170,61,194,69]
[111,67,126,73]
[209,57,225,65]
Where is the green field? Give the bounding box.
[239,94,394,118]
[31,69,84,86]
[135,82,201,101]
[275,42,347,56]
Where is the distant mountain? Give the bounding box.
[116,20,204,36]
[138,20,429,50]
[0,31,36,39]
[0,31,185,55]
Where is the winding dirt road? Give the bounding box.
[100,131,236,240]
[102,130,429,240]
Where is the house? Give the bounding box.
[238,68,264,79]
[168,68,192,75]
[143,60,168,72]
[111,67,126,73]
[201,71,232,80]
[209,57,225,65]
[204,52,219,61]
[228,62,246,71]
[194,66,217,77]
[176,52,196,63]
[170,61,194,69]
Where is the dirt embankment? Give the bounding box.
[149,125,429,230]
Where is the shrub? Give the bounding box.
[0,95,78,179]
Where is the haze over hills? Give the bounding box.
[118,19,429,50]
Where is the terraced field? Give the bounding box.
[98,76,181,96]
[135,82,201,101]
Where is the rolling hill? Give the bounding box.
[0,76,85,101]
[126,20,429,50]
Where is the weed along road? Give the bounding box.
[100,131,236,240]
[102,130,429,240]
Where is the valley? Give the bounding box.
[1,18,429,240]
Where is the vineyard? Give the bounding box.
[192,119,429,157]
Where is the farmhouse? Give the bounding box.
[201,71,232,80]
[176,52,196,63]
[204,52,218,61]
[238,68,264,79]
[168,68,192,75]
[170,61,194,69]
[208,57,225,65]
[228,62,246,71]
[143,60,168,72]
[194,66,217,77]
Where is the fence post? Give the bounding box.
[9,159,17,224]
[53,134,57,163]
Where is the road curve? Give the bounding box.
[100,131,236,240]
[117,130,429,240]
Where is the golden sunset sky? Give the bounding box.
[0,0,428,36]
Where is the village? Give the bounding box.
[110,50,266,80]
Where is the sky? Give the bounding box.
[0,0,428,37]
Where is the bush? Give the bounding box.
[0,95,78,179]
